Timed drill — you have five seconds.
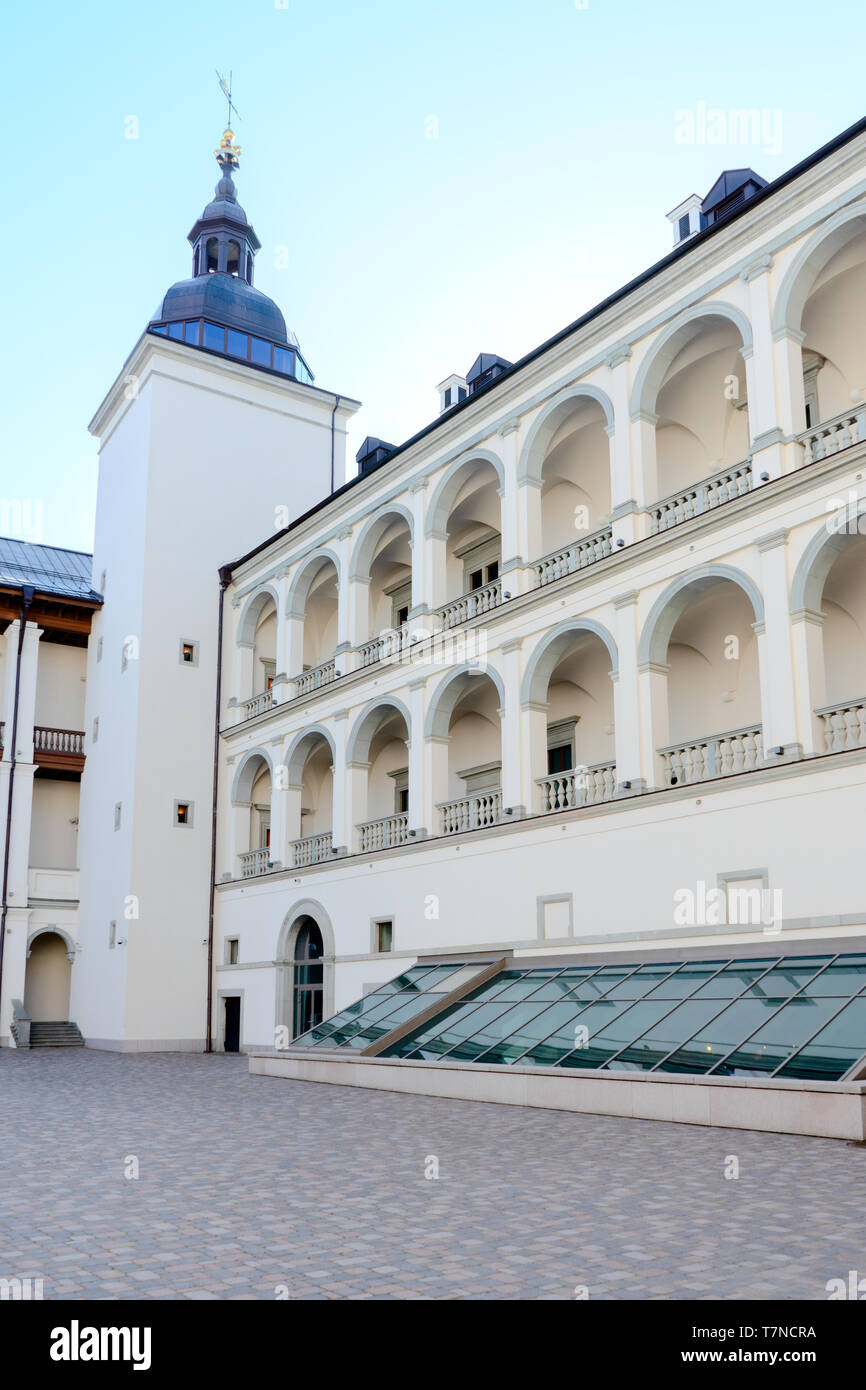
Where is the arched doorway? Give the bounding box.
[293,918,324,1037]
[24,931,72,1022]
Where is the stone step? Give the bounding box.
[29,1021,84,1048]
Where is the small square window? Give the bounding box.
[114,803,122,830]
[227,938,239,965]
[109,921,117,949]
[92,717,99,743]
[180,639,199,666]
[374,920,393,954]
[96,637,103,663]
[174,800,193,827]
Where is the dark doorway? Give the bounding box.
[224,996,241,1053]
[293,919,324,1038]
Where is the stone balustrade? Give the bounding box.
[240,690,273,721]
[801,407,866,463]
[291,832,333,867]
[660,725,763,786]
[536,761,617,812]
[438,789,503,835]
[651,460,752,534]
[533,527,614,588]
[816,697,866,753]
[437,579,503,631]
[358,813,410,852]
[293,660,337,698]
[239,847,273,878]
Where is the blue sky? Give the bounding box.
[3,0,865,552]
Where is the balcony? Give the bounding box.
[358,813,410,852]
[533,527,614,589]
[801,407,866,464]
[290,832,333,867]
[28,867,80,904]
[33,726,85,773]
[438,789,503,835]
[651,461,752,534]
[816,697,866,753]
[239,847,277,879]
[660,725,763,786]
[536,761,617,812]
[293,660,338,698]
[239,690,273,722]
[437,579,503,631]
[358,632,404,669]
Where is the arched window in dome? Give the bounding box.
[227,240,241,277]
[206,237,219,274]
[193,245,199,276]
[245,253,253,286]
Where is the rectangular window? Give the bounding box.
[444,387,452,407]
[203,321,225,352]
[249,337,271,367]
[273,346,292,375]
[175,801,193,827]
[97,637,103,663]
[114,803,121,830]
[227,938,239,965]
[375,921,393,954]
[678,213,690,240]
[167,321,184,340]
[180,640,199,666]
[226,329,248,359]
[109,921,116,949]
[92,717,99,743]
[547,744,573,775]
[184,321,201,345]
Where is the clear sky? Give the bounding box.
[3,0,865,552]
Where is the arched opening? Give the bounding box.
[652,315,751,512]
[234,752,274,877]
[206,236,219,274]
[797,525,866,752]
[227,239,241,277]
[800,228,866,438]
[652,579,763,785]
[354,512,413,665]
[299,557,339,676]
[348,702,411,850]
[293,918,324,1038]
[435,458,504,624]
[538,399,611,558]
[428,670,504,832]
[287,730,335,865]
[24,931,72,1023]
[527,628,617,810]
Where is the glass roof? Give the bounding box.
[290,954,866,1083]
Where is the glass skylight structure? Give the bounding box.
[290,953,866,1083]
[149,320,314,384]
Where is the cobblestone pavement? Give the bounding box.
[1,1049,864,1300]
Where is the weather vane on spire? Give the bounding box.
[214,71,242,172]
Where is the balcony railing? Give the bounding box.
[801,407,866,464]
[437,579,503,631]
[358,631,405,668]
[651,460,752,534]
[239,847,275,879]
[293,660,337,698]
[816,697,866,754]
[533,527,614,588]
[438,789,503,835]
[291,832,333,867]
[660,725,763,786]
[536,761,617,812]
[240,690,274,721]
[358,813,410,852]
[34,726,85,756]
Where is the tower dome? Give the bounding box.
[148,128,312,383]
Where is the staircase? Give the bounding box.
[28,1021,85,1049]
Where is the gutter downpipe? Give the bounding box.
[330,394,342,495]
[206,567,232,1053]
[0,585,35,1038]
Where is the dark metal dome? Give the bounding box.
[150,275,293,345]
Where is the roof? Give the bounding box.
[702,168,767,214]
[0,538,101,603]
[150,274,291,345]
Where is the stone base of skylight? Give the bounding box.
[249,1050,866,1141]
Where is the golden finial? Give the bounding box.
[215,127,242,172]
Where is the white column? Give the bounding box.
[409,479,429,618]
[756,530,800,759]
[774,328,808,475]
[741,254,785,483]
[612,592,644,790]
[334,529,353,654]
[498,420,521,586]
[632,411,659,516]
[0,618,39,1043]
[500,639,524,816]
[406,679,427,835]
[606,347,639,546]
[272,570,292,705]
[517,479,543,590]
[330,710,350,853]
[791,610,827,757]
[522,703,548,814]
[268,738,288,867]
[426,735,450,833]
[637,661,670,791]
[426,531,449,615]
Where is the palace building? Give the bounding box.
[3,116,866,1134]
